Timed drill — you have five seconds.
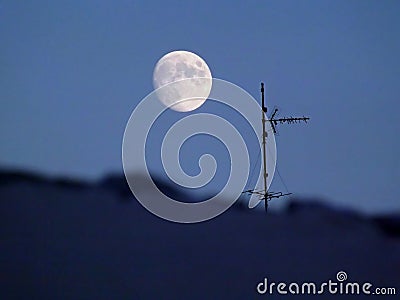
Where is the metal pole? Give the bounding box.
[261,83,268,212]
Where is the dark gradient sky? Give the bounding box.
[1,1,399,214]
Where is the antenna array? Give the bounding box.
[244,82,310,212]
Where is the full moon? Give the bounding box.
[153,50,212,112]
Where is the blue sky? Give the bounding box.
[1,1,399,214]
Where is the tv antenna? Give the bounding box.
[243,82,310,212]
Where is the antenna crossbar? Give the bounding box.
[267,108,310,134]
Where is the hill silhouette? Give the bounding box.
[1,169,399,299]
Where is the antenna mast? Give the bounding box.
[260,83,269,211]
[244,82,310,213]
